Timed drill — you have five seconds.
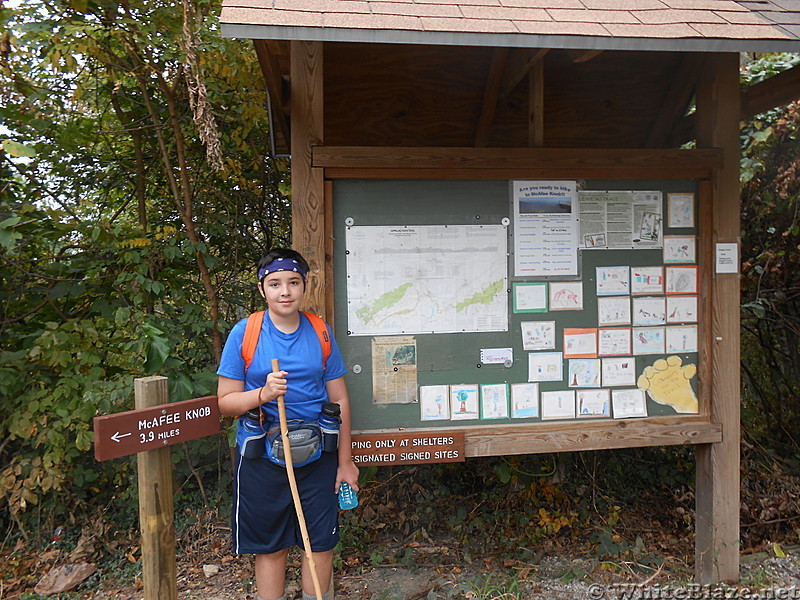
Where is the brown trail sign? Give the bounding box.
[351,431,465,466]
[93,394,220,461]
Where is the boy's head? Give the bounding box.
[257,248,309,290]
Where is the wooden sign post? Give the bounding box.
[134,376,177,600]
[93,377,221,600]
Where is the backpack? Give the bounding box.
[241,310,331,372]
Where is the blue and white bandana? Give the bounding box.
[258,258,307,281]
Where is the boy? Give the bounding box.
[217,248,359,600]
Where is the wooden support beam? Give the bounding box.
[313,146,722,180]
[354,416,721,457]
[646,54,698,148]
[694,53,741,585]
[324,179,335,328]
[672,62,800,146]
[323,167,720,180]
[290,40,327,318]
[474,47,509,148]
[697,179,714,422]
[500,48,549,98]
[465,417,721,456]
[528,60,544,147]
[253,39,290,153]
[741,61,800,120]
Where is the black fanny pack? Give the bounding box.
[265,421,322,468]
[239,411,330,467]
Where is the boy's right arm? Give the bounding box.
[217,373,287,416]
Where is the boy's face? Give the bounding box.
[259,270,305,318]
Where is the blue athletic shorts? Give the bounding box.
[232,450,339,554]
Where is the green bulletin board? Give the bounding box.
[333,180,699,432]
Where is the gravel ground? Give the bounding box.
[81,545,800,600]
[341,550,800,600]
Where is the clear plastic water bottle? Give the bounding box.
[338,481,358,510]
[319,402,341,453]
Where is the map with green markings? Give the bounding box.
[346,225,508,335]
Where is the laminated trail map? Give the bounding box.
[345,224,508,336]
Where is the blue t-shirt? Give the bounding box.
[217,312,347,427]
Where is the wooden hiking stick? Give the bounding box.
[271,359,324,600]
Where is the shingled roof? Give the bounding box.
[220,0,800,52]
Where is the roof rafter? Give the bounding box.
[474,47,509,148]
[646,54,699,148]
[567,49,603,63]
[500,48,549,98]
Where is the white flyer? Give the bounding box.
[480,348,513,365]
[512,181,580,277]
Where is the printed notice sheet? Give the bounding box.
[371,336,418,404]
[346,225,508,335]
[579,190,663,249]
[512,181,580,277]
[668,193,695,228]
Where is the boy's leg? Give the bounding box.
[255,548,290,600]
[301,549,334,599]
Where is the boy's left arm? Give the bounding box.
[326,376,360,491]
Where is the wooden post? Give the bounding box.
[694,52,741,584]
[528,59,544,147]
[135,376,177,600]
[324,178,335,327]
[291,40,326,318]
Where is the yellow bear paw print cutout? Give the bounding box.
[637,355,699,414]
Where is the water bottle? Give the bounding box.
[319,402,341,453]
[240,416,266,459]
[338,481,358,510]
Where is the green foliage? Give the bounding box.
[0,0,289,541]
[741,53,800,86]
[739,53,800,454]
[461,574,521,600]
[345,456,588,560]
[559,567,588,584]
[742,566,771,589]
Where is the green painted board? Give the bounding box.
[333,180,698,431]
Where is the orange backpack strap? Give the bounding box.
[241,310,331,373]
[241,311,265,372]
[302,311,331,370]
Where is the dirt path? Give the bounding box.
[80,545,800,600]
